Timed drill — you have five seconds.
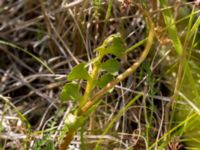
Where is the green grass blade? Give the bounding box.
[0,40,54,74]
[159,0,183,55]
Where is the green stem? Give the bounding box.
[80,56,102,107]
[59,56,102,150]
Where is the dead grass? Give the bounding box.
[0,0,197,149]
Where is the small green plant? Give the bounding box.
[33,134,54,150]
[58,5,154,150]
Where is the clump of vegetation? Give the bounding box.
[0,0,200,150]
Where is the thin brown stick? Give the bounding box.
[59,129,75,150]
